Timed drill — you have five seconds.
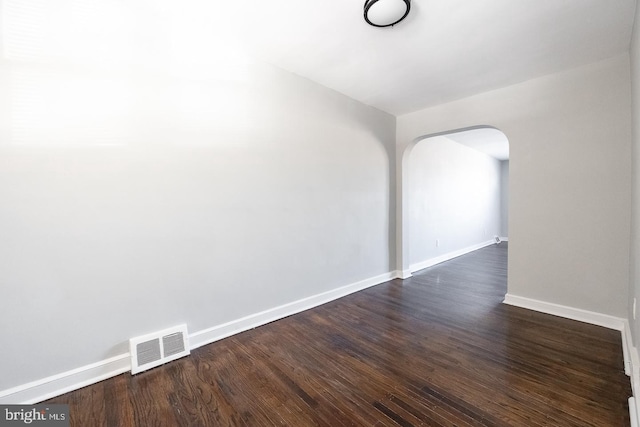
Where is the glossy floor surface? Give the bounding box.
[48,243,632,426]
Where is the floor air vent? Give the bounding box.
[129,324,190,374]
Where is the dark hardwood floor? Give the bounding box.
[47,243,632,426]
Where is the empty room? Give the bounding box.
[2,0,640,425]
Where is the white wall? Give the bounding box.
[0,2,396,393]
[629,0,640,348]
[500,160,509,238]
[408,136,501,269]
[397,54,632,317]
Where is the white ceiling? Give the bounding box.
[213,0,636,115]
[446,128,509,160]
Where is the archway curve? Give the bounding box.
[396,124,510,278]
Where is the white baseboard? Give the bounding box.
[0,270,398,404]
[623,320,633,377]
[505,295,637,424]
[502,294,625,330]
[499,237,509,242]
[410,240,495,273]
[0,354,130,405]
[190,271,396,349]
[398,269,412,279]
[622,320,640,427]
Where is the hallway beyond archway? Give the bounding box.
[397,126,510,278]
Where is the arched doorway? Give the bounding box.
[397,125,510,277]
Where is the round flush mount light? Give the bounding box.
[364,0,411,27]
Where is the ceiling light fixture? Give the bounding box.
[364,0,411,28]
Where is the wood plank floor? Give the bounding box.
[47,243,632,426]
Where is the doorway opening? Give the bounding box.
[399,126,509,276]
